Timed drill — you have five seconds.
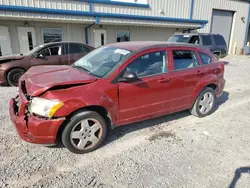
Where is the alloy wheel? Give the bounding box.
[70,118,103,150]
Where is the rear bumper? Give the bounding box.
[216,78,226,98]
[9,97,65,144]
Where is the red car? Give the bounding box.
[0,42,95,86]
[9,41,226,154]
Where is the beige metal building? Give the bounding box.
[0,0,249,56]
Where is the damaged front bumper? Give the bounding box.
[9,93,65,145]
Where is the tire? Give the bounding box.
[189,87,216,118]
[7,68,25,87]
[62,111,108,154]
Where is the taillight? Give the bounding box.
[221,63,225,72]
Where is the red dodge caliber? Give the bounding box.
[9,42,226,154]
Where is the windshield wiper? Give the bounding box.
[72,64,91,73]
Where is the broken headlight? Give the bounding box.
[29,97,63,118]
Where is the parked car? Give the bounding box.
[0,42,95,86]
[9,41,226,154]
[167,33,228,59]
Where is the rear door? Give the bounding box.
[167,47,205,111]
[30,45,63,66]
[63,43,91,65]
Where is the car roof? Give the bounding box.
[107,41,207,51]
[172,33,222,36]
[37,41,94,49]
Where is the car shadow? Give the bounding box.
[49,91,230,150]
[104,91,230,147]
[228,167,250,188]
[214,91,230,111]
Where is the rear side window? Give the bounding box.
[199,53,211,65]
[202,36,212,46]
[214,35,226,46]
[173,50,199,70]
[64,43,90,54]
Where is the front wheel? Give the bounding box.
[190,87,216,118]
[62,111,107,154]
[7,68,25,87]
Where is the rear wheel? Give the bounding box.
[7,68,25,87]
[62,111,107,154]
[190,87,216,118]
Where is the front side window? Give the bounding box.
[42,28,63,43]
[40,48,50,57]
[199,53,211,65]
[173,50,199,70]
[126,51,167,78]
[189,36,200,44]
[167,35,190,43]
[202,36,212,46]
[73,46,132,77]
[39,46,61,57]
[117,31,130,42]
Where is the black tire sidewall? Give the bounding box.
[62,111,108,154]
[194,88,216,118]
[7,68,25,87]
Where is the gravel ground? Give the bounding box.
[0,56,250,188]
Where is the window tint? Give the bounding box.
[199,53,211,65]
[202,36,212,46]
[65,43,90,54]
[126,51,167,78]
[214,35,226,45]
[189,36,200,44]
[173,50,199,70]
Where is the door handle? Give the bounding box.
[158,78,171,83]
[57,58,61,61]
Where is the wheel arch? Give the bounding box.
[55,105,114,145]
[191,77,218,106]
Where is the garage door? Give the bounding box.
[211,10,234,46]
[0,26,13,56]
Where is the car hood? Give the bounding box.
[22,66,98,96]
[0,54,24,62]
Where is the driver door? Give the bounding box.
[118,49,171,125]
[30,45,64,66]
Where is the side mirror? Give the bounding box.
[119,71,138,82]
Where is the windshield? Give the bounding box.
[73,46,132,77]
[167,35,190,43]
[23,45,44,56]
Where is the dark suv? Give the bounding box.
[167,33,228,59]
[0,42,95,86]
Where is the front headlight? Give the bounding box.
[29,97,63,118]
